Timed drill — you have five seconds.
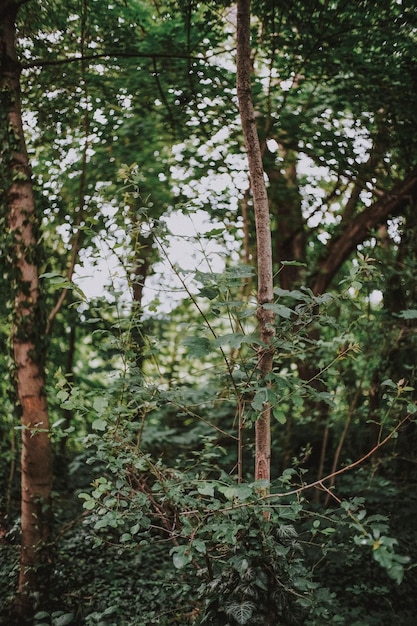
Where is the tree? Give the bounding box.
[236,0,274,486]
[0,0,52,618]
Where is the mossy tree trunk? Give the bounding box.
[0,0,53,619]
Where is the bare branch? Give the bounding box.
[313,165,417,294]
[21,50,204,70]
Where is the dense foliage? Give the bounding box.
[1,0,417,624]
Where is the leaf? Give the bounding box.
[171,545,192,569]
[204,227,225,237]
[280,260,306,267]
[192,539,206,554]
[213,333,263,349]
[92,418,107,431]
[39,273,86,300]
[93,396,107,415]
[198,286,218,299]
[262,303,293,318]
[81,499,96,511]
[130,523,141,535]
[224,601,256,625]
[219,484,253,501]
[197,482,215,497]
[34,613,50,620]
[56,389,69,403]
[277,524,297,539]
[39,271,66,280]
[183,336,212,357]
[315,391,336,407]
[51,418,65,429]
[381,378,397,389]
[274,286,310,301]
[273,407,287,424]
[398,309,417,319]
[251,388,268,411]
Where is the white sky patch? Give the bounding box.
[141,210,236,313]
[74,239,127,301]
[69,101,378,311]
[70,204,237,313]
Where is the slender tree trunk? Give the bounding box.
[0,1,53,618]
[236,0,275,484]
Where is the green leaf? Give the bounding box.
[81,499,96,511]
[273,407,287,424]
[171,545,192,569]
[54,612,75,626]
[183,335,212,357]
[93,396,107,415]
[92,418,107,431]
[273,287,310,301]
[39,273,86,299]
[213,333,263,349]
[219,484,253,501]
[398,309,417,319]
[197,482,215,497]
[280,260,306,267]
[198,286,218,299]
[224,601,256,625]
[251,388,268,411]
[56,389,69,403]
[262,303,293,318]
[204,227,225,237]
[381,379,397,389]
[192,539,206,554]
[316,391,336,407]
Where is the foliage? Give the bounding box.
[1,0,417,625]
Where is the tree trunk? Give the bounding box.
[0,1,53,618]
[236,0,275,484]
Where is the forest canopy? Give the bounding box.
[1,1,417,624]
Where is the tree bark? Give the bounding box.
[236,0,275,484]
[0,0,53,618]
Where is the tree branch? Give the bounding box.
[312,165,417,294]
[21,51,203,70]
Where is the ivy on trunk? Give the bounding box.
[0,0,53,619]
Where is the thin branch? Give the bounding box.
[151,56,176,130]
[181,414,411,517]
[324,386,361,506]
[21,51,206,70]
[267,414,410,501]
[46,1,90,334]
